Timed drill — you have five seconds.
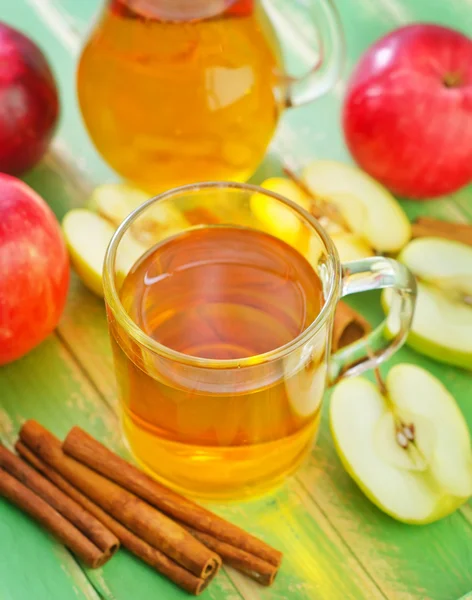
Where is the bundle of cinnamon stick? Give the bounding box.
[0,421,282,595]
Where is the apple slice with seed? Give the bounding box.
[303,160,411,252]
[330,364,472,523]
[251,176,375,263]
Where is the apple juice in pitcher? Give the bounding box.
[78,0,344,190]
[77,0,283,191]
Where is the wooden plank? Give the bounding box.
[0,499,100,600]
[0,330,385,600]
[0,335,245,600]
[57,275,117,406]
[52,163,472,600]
[308,292,472,600]
[0,350,100,600]
[56,250,472,600]
[212,482,385,600]
[1,1,471,599]
[269,9,472,597]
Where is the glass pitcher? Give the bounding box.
[77,0,344,192]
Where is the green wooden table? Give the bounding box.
[1,1,472,599]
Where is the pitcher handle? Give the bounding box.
[284,0,345,107]
[329,257,417,385]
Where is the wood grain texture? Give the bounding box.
[0,336,243,600]
[0,0,471,599]
[0,332,384,600]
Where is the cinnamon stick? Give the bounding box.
[0,465,110,568]
[0,444,119,558]
[19,421,221,582]
[411,216,472,247]
[15,442,211,596]
[333,301,371,351]
[183,525,278,586]
[62,427,283,568]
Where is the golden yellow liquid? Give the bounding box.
[110,226,327,499]
[77,2,283,191]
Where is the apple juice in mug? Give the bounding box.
[103,183,416,499]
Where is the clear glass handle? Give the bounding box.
[329,257,417,384]
[271,0,345,107]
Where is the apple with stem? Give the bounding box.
[343,24,472,199]
[331,364,472,523]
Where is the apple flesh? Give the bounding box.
[330,364,472,523]
[64,184,193,297]
[303,160,411,253]
[251,177,311,246]
[343,24,472,199]
[0,174,69,364]
[63,210,116,297]
[252,164,410,262]
[91,183,189,246]
[383,237,472,370]
[63,209,147,297]
[0,23,59,175]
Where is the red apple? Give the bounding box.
[0,22,59,175]
[0,174,69,364]
[343,24,472,199]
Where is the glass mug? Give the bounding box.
[103,182,416,499]
[77,0,344,191]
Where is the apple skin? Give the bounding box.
[0,23,59,175]
[404,330,472,372]
[331,431,468,525]
[343,24,472,199]
[381,285,472,372]
[0,174,69,364]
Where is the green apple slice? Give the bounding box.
[383,237,472,369]
[330,232,374,262]
[63,209,146,297]
[303,160,411,252]
[91,183,189,245]
[385,282,472,370]
[330,365,472,523]
[283,341,326,417]
[259,177,311,211]
[250,177,311,245]
[89,183,150,222]
[63,209,115,297]
[386,364,472,498]
[400,237,472,297]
